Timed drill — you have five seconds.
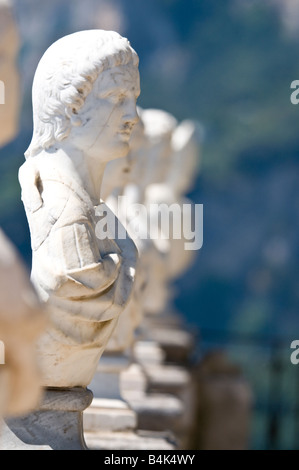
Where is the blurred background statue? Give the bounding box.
[0,229,45,421]
[0,0,44,430]
[0,0,20,147]
[96,107,198,448]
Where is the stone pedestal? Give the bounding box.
[144,363,194,448]
[88,353,130,401]
[84,353,137,433]
[0,387,93,450]
[121,362,184,433]
[144,363,191,396]
[147,328,194,364]
[132,331,196,449]
[133,340,165,367]
[120,345,188,448]
[124,390,184,434]
[84,398,136,433]
[85,429,176,450]
[84,353,179,449]
[121,363,147,394]
[140,313,195,364]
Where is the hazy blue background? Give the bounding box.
[1,0,299,449]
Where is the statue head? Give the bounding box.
[102,106,145,198]
[25,30,140,162]
[169,120,201,195]
[138,108,177,187]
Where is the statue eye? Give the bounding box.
[99,90,128,108]
[99,90,114,100]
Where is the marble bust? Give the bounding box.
[19,30,139,388]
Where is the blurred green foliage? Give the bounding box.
[140,0,299,180]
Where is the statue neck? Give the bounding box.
[83,156,106,204]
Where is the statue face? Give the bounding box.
[103,117,146,197]
[70,63,140,162]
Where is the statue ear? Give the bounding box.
[18,164,43,213]
[66,107,82,128]
[70,114,82,127]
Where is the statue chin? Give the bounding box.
[110,140,131,161]
[89,140,130,164]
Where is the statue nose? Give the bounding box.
[123,101,139,126]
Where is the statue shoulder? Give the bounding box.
[19,160,91,251]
